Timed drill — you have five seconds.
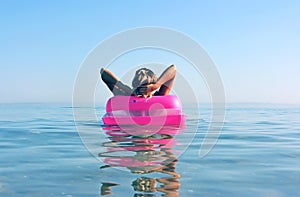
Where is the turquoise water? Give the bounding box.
[1,103,300,196]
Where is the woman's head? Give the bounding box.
[132,68,157,95]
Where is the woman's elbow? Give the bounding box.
[170,64,176,70]
[100,68,106,80]
[170,64,176,75]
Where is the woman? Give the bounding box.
[100,64,176,98]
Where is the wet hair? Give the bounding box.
[132,68,157,95]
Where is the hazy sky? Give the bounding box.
[0,0,299,104]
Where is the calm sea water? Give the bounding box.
[1,103,300,196]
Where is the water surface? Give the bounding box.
[1,103,300,196]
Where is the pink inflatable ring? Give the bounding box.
[102,95,185,126]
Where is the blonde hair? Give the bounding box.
[132,68,157,89]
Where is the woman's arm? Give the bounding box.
[144,64,176,96]
[100,68,133,96]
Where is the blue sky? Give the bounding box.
[0,0,299,104]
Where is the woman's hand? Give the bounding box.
[146,83,157,93]
[136,83,158,97]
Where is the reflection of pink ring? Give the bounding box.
[106,136,175,146]
[104,135,177,151]
[104,157,163,167]
[107,146,154,151]
[104,125,184,135]
[105,131,129,137]
[102,95,185,126]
